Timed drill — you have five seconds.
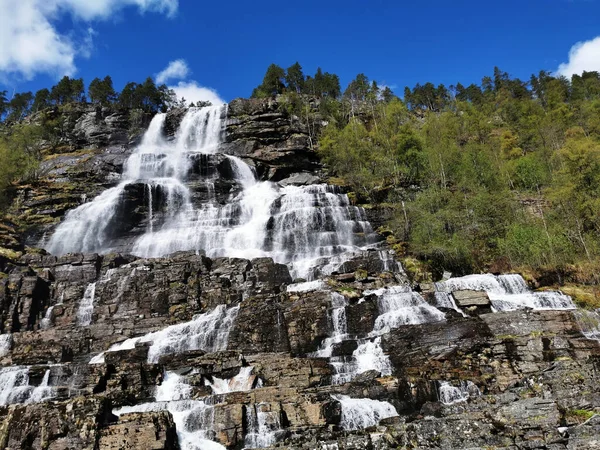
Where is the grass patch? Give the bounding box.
[565,409,595,423]
[560,285,600,310]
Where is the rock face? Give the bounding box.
[0,248,598,449]
[223,97,322,182]
[0,99,599,449]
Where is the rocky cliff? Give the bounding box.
[0,100,599,450]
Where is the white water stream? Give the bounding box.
[435,273,576,312]
[90,305,239,364]
[0,366,54,406]
[332,394,398,430]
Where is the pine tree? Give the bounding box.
[285,62,305,93]
[32,89,51,112]
[89,76,117,105]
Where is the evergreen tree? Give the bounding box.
[89,76,117,105]
[71,78,86,102]
[344,73,370,101]
[6,92,33,122]
[322,73,341,98]
[0,91,7,121]
[32,88,51,112]
[252,64,286,97]
[49,76,83,104]
[285,62,305,93]
[118,82,138,109]
[381,86,396,103]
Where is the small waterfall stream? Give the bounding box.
[90,305,239,364]
[114,372,227,450]
[332,394,398,430]
[244,403,285,449]
[0,366,55,406]
[76,282,96,326]
[435,273,576,311]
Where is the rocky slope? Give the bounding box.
[0,99,599,450]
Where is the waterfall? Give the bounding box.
[114,372,226,450]
[27,370,54,404]
[244,403,284,449]
[286,280,326,293]
[114,368,264,450]
[207,366,258,394]
[332,394,398,431]
[573,309,600,341]
[44,106,386,281]
[90,305,239,364]
[435,273,576,312]
[0,366,55,406]
[312,293,349,358]
[40,306,56,330]
[76,282,96,326]
[331,337,393,385]
[155,371,192,401]
[434,292,467,316]
[0,334,12,357]
[327,285,446,384]
[366,285,446,334]
[438,381,480,405]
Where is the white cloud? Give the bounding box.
[54,0,178,20]
[556,36,600,78]
[169,81,225,106]
[0,0,178,80]
[155,59,189,84]
[79,27,97,59]
[0,1,76,79]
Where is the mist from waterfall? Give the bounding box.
[45,106,379,280]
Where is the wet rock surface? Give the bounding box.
[0,248,598,449]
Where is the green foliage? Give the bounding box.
[319,99,426,198]
[117,78,175,112]
[89,76,117,105]
[252,64,286,97]
[32,88,51,113]
[50,76,85,105]
[251,62,341,99]
[0,124,43,207]
[285,62,305,93]
[6,92,33,123]
[316,67,600,280]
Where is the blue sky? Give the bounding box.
[1,0,600,103]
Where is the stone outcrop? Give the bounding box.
[223,98,323,182]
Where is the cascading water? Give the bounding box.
[435,274,576,312]
[312,293,349,358]
[44,106,383,280]
[244,403,285,449]
[0,334,12,357]
[114,372,226,450]
[0,366,55,406]
[573,309,600,341]
[90,305,239,364]
[76,282,96,326]
[438,381,480,405]
[332,394,398,431]
[366,285,446,334]
[207,366,259,394]
[328,285,446,384]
